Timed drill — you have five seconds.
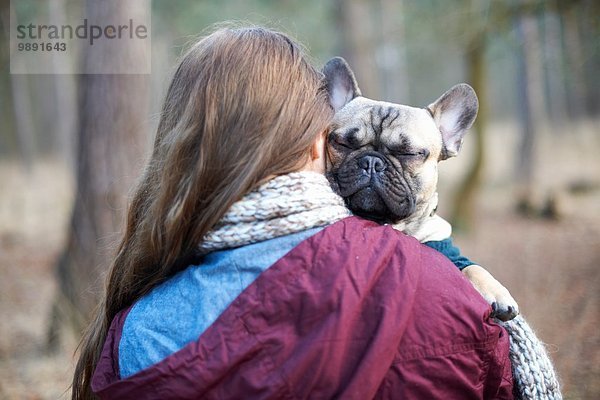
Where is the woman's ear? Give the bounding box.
[306,130,328,173]
[311,130,326,160]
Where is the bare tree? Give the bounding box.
[332,0,380,98]
[4,5,36,170]
[561,3,587,119]
[47,0,150,350]
[450,1,559,226]
[450,33,487,230]
[514,13,545,215]
[448,0,492,230]
[376,0,408,103]
[47,0,77,167]
[332,0,409,102]
[543,5,569,129]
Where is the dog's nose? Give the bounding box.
[358,155,386,173]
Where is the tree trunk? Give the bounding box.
[579,0,599,115]
[561,6,587,119]
[48,0,76,166]
[450,35,486,232]
[543,6,568,130]
[332,0,380,98]
[6,4,35,170]
[514,14,545,215]
[376,0,408,103]
[46,0,149,350]
[0,1,11,156]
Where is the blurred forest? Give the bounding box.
[0,0,599,398]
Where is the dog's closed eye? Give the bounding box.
[329,128,364,150]
[387,146,430,160]
[329,134,353,150]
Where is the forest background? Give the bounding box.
[0,0,598,398]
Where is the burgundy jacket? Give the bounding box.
[92,217,513,399]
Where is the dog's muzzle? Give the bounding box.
[335,152,416,222]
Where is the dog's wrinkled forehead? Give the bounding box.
[332,97,442,151]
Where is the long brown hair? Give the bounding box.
[72,25,333,399]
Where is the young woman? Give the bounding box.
[72,26,513,399]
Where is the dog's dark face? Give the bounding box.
[323,57,478,224]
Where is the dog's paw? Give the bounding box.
[491,300,519,322]
[462,265,519,322]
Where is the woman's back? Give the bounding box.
[92,216,513,399]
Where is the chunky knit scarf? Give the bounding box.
[499,317,562,399]
[198,171,351,254]
[199,171,561,400]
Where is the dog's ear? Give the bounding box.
[426,84,478,160]
[323,57,362,112]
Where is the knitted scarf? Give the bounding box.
[199,171,561,400]
[198,171,351,254]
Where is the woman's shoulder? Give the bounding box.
[314,216,499,349]
[117,265,229,378]
[313,215,428,267]
[307,215,493,331]
[319,216,470,279]
[260,216,432,307]
[117,226,324,378]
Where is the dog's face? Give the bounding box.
[323,57,478,224]
[326,97,443,223]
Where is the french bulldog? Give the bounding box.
[323,57,518,321]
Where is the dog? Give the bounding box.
[323,57,518,321]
